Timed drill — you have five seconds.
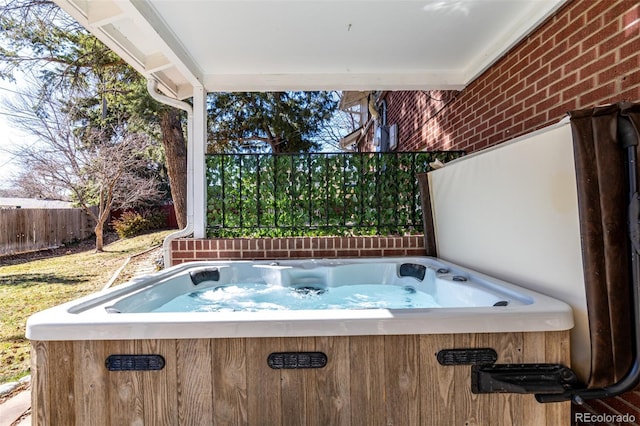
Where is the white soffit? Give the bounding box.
[54,0,567,98]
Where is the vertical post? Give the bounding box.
[417,172,437,257]
[221,155,226,227]
[307,153,312,227]
[239,155,243,233]
[256,154,261,230]
[192,85,207,239]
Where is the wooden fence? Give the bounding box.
[0,207,97,256]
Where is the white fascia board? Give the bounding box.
[127,0,202,88]
[54,0,200,99]
[202,73,467,92]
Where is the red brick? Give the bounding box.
[583,52,619,82]
[219,250,241,259]
[535,67,564,94]
[512,106,535,126]
[569,17,596,47]
[607,0,638,25]
[562,78,595,102]
[599,30,628,55]
[265,250,288,258]
[395,237,406,248]
[313,250,337,258]
[586,0,615,22]
[359,249,383,257]
[599,395,640,419]
[581,18,620,51]
[289,250,313,258]
[173,251,195,259]
[545,14,572,46]
[338,237,349,249]
[535,93,562,115]
[621,69,640,92]
[580,82,616,106]
[381,249,406,257]
[516,57,544,84]
[617,390,640,408]
[404,249,428,256]
[498,52,520,76]
[567,1,587,24]
[549,45,581,72]
[549,99,578,121]
[564,46,598,75]
[194,250,214,260]
[249,238,268,250]
[524,61,552,88]
[621,37,640,61]
[608,59,640,88]
[336,250,359,257]
[622,2,640,30]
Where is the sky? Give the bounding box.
[0,77,34,189]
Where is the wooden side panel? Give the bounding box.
[419,334,456,426]
[385,335,420,425]
[452,333,482,426]
[544,331,571,425]
[522,332,550,426]
[246,338,283,425]
[485,332,524,426]
[48,341,75,426]
[139,339,178,425]
[279,337,317,426]
[73,340,109,425]
[349,335,386,425]
[107,340,145,426]
[314,336,351,426]
[211,338,247,424]
[177,339,214,425]
[30,341,50,426]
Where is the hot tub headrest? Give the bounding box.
[189,268,221,285]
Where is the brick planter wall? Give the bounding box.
[170,235,426,265]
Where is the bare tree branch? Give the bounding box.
[5,84,163,251]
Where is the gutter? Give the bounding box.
[146,79,194,267]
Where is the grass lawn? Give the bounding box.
[0,230,173,384]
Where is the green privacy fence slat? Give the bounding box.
[206,151,464,238]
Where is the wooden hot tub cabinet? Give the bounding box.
[30,331,570,425]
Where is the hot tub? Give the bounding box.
[27,257,573,425]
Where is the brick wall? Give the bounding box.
[393,0,640,154]
[170,235,426,265]
[384,90,458,152]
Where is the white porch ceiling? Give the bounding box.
[54,0,567,99]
